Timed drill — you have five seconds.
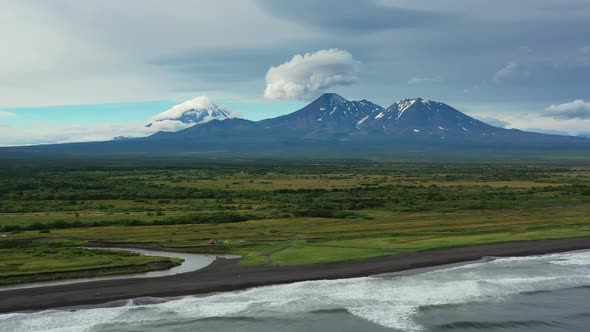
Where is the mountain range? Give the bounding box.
[150,93,588,146]
[2,93,589,158]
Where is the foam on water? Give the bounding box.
[2,251,590,332]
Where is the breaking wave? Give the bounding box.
[2,250,590,332]
[434,320,562,330]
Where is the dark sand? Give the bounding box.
[2,237,590,313]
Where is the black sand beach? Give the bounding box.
[2,237,590,314]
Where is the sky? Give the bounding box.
[1,0,590,145]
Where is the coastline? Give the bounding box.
[0,248,238,292]
[2,237,590,314]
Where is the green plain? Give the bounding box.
[1,160,590,284]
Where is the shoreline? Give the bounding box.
[0,248,238,292]
[2,237,590,314]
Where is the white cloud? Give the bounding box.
[493,61,526,83]
[407,76,442,85]
[474,116,509,128]
[0,122,156,146]
[0,111,16,118]
[0,112,205,147]
[147,96,240,130]
[545,99,590,119]
[510,117,590,136]
[144,120,194,133]
[0,0,309,108]
[483,113,590,136]
[0,117,214,146]
[508,116,588,136]
[151,96,217,122]
[463,102,590,137]
[264,49,360,100]
[0,96,245,146]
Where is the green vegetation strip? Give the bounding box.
[0,161,589,280]
[0,240,182,285]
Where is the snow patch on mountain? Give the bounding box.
[357,115,370,126]
[396,99,419,119]
[146,96,238,131]
[314,95,384,124]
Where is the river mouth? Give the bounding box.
[0,247,240,292]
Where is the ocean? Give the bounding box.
[2,250,590,332]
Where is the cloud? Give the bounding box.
[264,49,360,100]
[544,99,590,120]
[475,116,510,128]
[2,0,590,124]
[524,128,570,136]
[256,0,454,32]
[147,96,240,131]
[0,0,310,108]
[499,112,590,136]
[407,76,442,85]
[0,111,16,118]
[463,101,590,137]
[0,115,212,146]
[0,96,250,146]
[0,122,158,146]
[150,96,217,122]
[493,61,526,83]
[143,120,194,133]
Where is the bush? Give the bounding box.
[1,213,258,232]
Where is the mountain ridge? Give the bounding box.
[1,93,589,157]
[150,93,580,143]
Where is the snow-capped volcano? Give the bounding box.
[361,97,496,137]
[146,96,234,130]
[147,94,585,146]
[259,93,383,138]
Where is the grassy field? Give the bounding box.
[0,241,182,285]
[1,161,590,283]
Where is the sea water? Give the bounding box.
[2,250,590,332]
